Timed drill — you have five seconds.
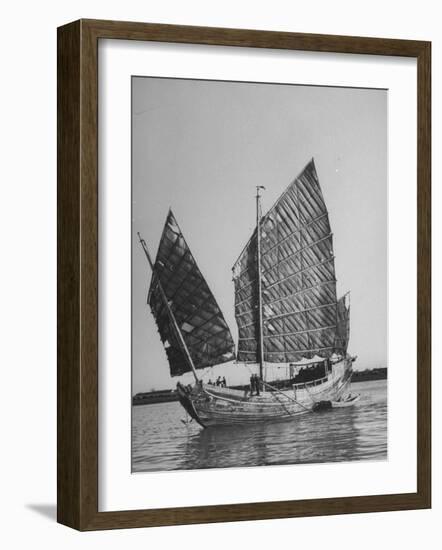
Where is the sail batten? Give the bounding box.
[235,253,335,296]
[148,210,235,377]
[233,159,346,363]
[240,301,337,328]
[238,324,337,340]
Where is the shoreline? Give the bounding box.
[133,368,387,406]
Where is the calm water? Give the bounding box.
[132,379,387,472]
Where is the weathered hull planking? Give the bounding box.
[177,357,353,428]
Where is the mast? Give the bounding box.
[137,232,199,383]
[256,186,265,381]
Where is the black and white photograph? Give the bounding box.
[0,0,435,543]
[131,76,388,473]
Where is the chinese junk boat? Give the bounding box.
[138,159,357,428]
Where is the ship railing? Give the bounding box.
[202,384,246,397]
[293,374,329,390]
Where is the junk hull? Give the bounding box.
[177,357,353,428]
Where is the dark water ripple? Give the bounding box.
[132,380,387,472]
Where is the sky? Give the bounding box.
[132,77,387,394]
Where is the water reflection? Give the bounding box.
[132,380,387,472]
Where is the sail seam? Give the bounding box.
[233,234,332,292]
[234,254,335,297]
[232,213,328,280]
[265,257,335,291]
[234,279,336,316]
[266,302,337,322]
[264,280,336,307]
[262,234,333,276]
[238,324,336,340]
[238,302,337,330]
[262,213,329,256]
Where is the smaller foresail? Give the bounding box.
[147,210,235,377]
[334,294,350,354]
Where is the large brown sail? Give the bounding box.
[233,159,345,363]
[148,210,235,376]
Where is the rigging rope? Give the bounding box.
[262,380,311,412]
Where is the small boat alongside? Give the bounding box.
[331,393,361,408]
[312,393,360,412]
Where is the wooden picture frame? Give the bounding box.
[57,19,431,530]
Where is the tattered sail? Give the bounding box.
[148,210,235,376]
[335,294,350,354]
[233,159,345,363]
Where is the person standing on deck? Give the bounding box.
[250,374,255,396]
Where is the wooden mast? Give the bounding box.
[137,232,199,383]
[256,186,266,381]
